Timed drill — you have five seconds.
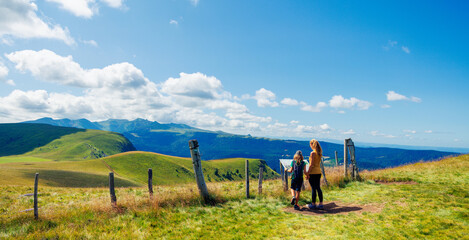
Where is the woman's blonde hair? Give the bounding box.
[310,139,323,158]
[294,150,303,164]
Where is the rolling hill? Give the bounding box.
[0,151,278,187]
[24,118,458,171]
[0,123,136,161]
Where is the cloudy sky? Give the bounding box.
[0,0,468,148]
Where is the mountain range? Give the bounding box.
[23,118,458,172]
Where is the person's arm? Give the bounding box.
[303,162,308,176]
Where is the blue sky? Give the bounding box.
[0,0,468,148]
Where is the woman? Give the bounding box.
[306,139,324,210]
[286,150,307,210]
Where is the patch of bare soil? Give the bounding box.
[283,202,383,216]
[374,180,418,185]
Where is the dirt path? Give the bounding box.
[374,180,418,185]
[283,201,383,216]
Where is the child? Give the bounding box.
[286,150,307,210]
[306,139,324,210]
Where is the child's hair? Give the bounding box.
[309,139,323,159]
[294,150,303,164]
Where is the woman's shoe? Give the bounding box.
[307,203,316,209]
[317,204,324,210]
[294,204,300,210]
[290,197,296,205]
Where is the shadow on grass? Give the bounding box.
[284,202,363,215]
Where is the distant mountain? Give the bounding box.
[0,123,136,161]
[23,118,458,171]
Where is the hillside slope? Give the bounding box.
[0,123,136,161]
[0,151,278,187]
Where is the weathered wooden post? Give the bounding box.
[34,173,39,220]
[344,139,348,178]
[188,140,210,203]
[283,166,289,191]
[279,161,284,183]
[258,167,263,195]
[335,151,338,166]
[148,168,153,199]
[109,172,117,207]
[245,160,250,198]
[320,157,329,186]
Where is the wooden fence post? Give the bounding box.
[258,167,263,195]
[245,160,250,199]
[188,140,210,203]
[344,139,348,178]
[34,173,39,220]
[279,161,284,186]
[320,157,329,186]
[148,168,153,199]
[335,151,338,166]
[283,166,289,191]
[109,172,117,207]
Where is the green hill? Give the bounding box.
[102,151,278,185]
[0,123,136,161]
[0,151,278,187]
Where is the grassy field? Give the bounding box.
[0,151,278,187]
[1,154,467,239]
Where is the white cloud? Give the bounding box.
[190,0,199,6]
[370,130,396,138]
[403,129,417,134]
[169,19,178,25]
[386,91,407,101]
[161,72,224,100]
[402,46,410,54]
[381,104,391,109]
[6,49,148,89]
[0,61,8,79]
[0,0,75,45]
[280,98,299,106]
[0,61,14,86]
[1,37,13,45]
[410,96,422,103]
[300,101,327,112]
[424,130,432,134]
[252,88,279,107]
[319,123,331,131]
[264,122,334,138]
[46,0,96,18]
[290,120,299,125]
[342,129,356,135]
[386,91,421,103]
[329,95,372,110]
[82,39,98,47]
[46,0,124,18]
[100,0,124,8]
[383,40,398,51]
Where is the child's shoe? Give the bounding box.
[317,204,324,210]
[294,204,300,210]
[307,203,316,209]
[290,197,296,205]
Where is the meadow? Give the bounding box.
[1,154,467,239]
[0,151,278,187]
